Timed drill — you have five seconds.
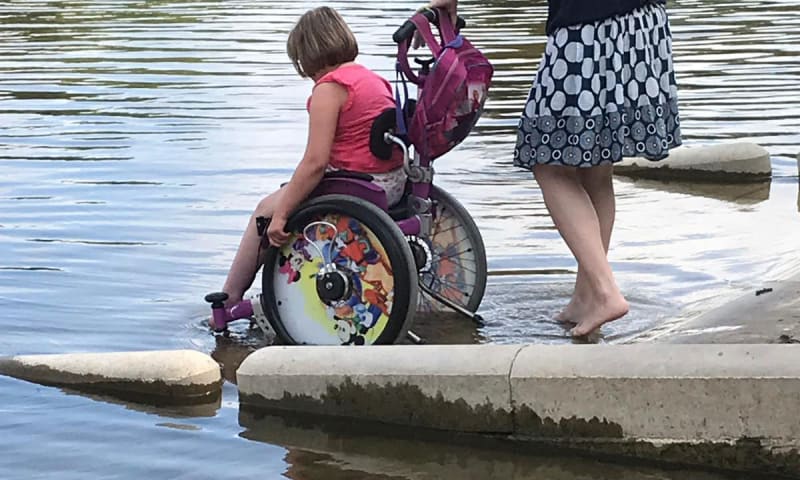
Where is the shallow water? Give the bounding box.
[1,0,799,478]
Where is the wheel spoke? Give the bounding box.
[432,235,474,254]
[416,187,487,314]
[433,247,477,263]
[423,274,475,295]
[432,223,462,236]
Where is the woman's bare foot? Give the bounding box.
[555,299,581,324]
[569,294,629,337]
[557,272,591,324]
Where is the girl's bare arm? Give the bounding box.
[268,81,347,246]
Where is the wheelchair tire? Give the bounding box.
[418,185,487,313]
[261,194,418,345]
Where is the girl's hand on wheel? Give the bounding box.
[267,216,290,247]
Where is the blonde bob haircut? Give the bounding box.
[287,7,359,79]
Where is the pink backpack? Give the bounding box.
[396,10,493,161]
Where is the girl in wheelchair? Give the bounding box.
[219,6,408,309]
[207,5,489,344]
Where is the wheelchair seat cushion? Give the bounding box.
[368,167,407,206]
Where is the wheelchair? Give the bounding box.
[205,121,487,345]
[205,10,487,346]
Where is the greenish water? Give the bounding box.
[1,0,799,478]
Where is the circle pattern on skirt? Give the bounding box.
[514,3,682,168]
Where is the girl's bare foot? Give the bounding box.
[569,294,629,337]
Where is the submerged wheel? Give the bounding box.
[261,195,418,345]
[417,185,487,313]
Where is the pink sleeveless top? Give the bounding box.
[308,63,403,173]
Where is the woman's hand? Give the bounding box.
[413,0,458,48]
[267,216,290,247]
[430,0,457,23]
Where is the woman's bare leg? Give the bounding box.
[222,188,284,306]
[556,165,616,323]
[533,164,628,336]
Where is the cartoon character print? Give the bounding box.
[334,218,378,268]
[332,216,396,343]
[326,292,382,345]
[292,214,397,344]
[278,238,312,284]
[446,82,485,145]
[333,318,365,346]
[362,259,394,317]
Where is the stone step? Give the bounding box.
[615,143,771,182]
[0,350,222,405]
[237,344,800,476]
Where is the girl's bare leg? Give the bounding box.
[556,165,616,323]
[222,188,284,306]
[533,164,628,336]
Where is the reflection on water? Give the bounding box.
[616,177,772,205]
[240,412,734,480]
[1,0,800,478]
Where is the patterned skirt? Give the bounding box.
[513,3,682,169]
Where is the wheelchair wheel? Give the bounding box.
[417,185,487,313]
[261,195,417,345]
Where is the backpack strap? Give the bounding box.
[437,9,458,44]
[409,13,443,57]
[396,40,420,86]
[394,63,410,135]
[396,11,446,86]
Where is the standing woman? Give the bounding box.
[430,0,682,336]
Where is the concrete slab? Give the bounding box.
[615,143,771,182]
[237,344,523,433]
[646,280,800,345]
[237,343,800,475]
[511,344,800,475]
[0,350,222,405]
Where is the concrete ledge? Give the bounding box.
[615,143,771,182]
[237,344,521,433]
[645,279,800,345]
[238,344,800,476]
[0,350,222,405]
[511,344,800,440]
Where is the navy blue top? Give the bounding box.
[546,0,667,34]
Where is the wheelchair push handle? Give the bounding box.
[392,8,466,44]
